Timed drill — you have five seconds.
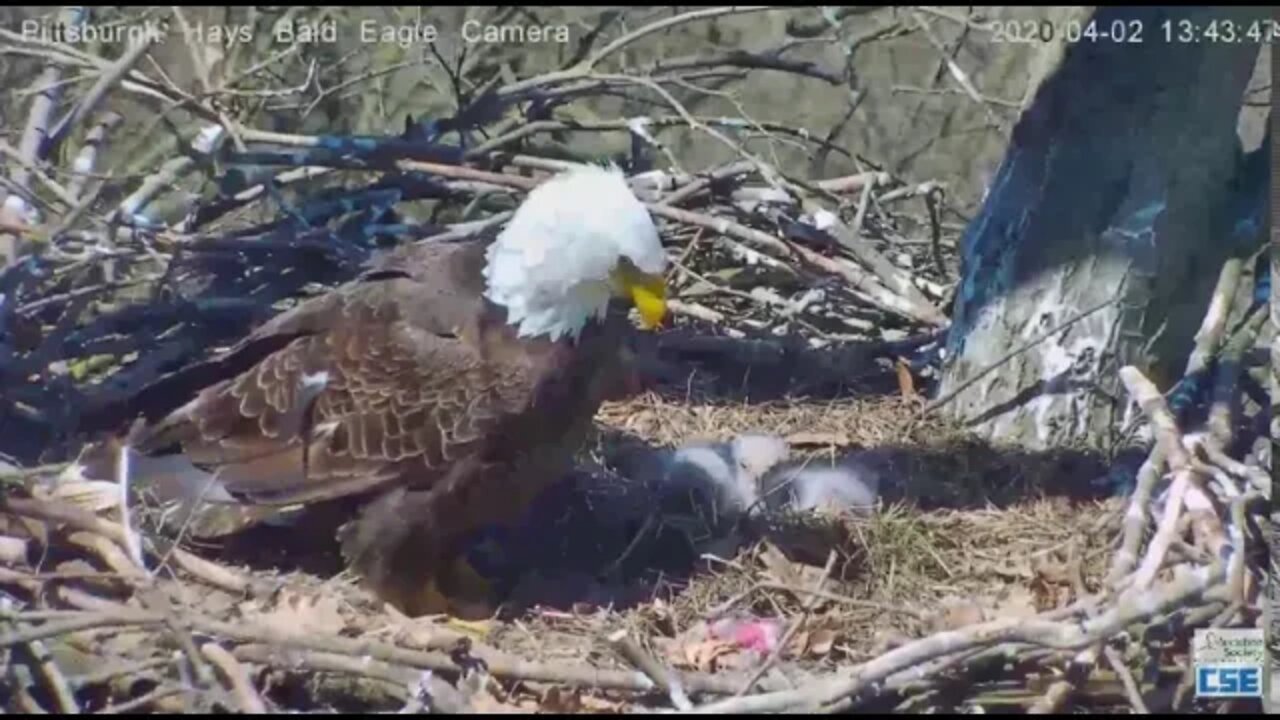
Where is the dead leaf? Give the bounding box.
[241,588,347,636]
[789,630,810,656]
[758,542,802,586]
[538,687,580,714]
[808,628,836,656]
[895,357,916,399]
[930,598,985,631]
[683,638,738,672]
[712,648,761,672]
[471,687,530,714]
[578,693,627,713]
[1031,558,1074,585]
[1029,572,1073,613]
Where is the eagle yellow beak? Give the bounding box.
[611,264,668,330]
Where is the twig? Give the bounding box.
[757,582,925,619]
[0,139,80,209]
[907,10,1004,131]
[669,298,728,324]
[607,629,692,710]
[0,610,160,646]
[46,39,154,154]
[659,161,756,206]
[232,644,467,713]
[422,212,513,243]
[1197,443,1270,495]
[8,660,49,712]
[98,684,186,713]
[789,242,943,326]
[1184,257,1244,378]
[1206,304,1269,447]
[1103,645,1150,713]
[687,562,1227,713]
[116,443,147,572]
[1118,366,1221,590]
[192,613,760,696]
[647,49,842,85]
[496,7,777,98]
[63,531,147,581]
[1,495,258,595]
[64,111,122,202]
[924,185,947,277]
[0,597,79,714]
[1107,443,1167,588]
[470,115,836,161]
[8,589,768,698]
[200,643,268,713]
[647,203,792,257]
[2,7,83,265]
[395,160,536,191]
[1030,553,1103,714]
[795,191,948,325]
[68,657,173,688]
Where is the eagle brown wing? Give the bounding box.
[127,240,544,512]
[84,237,633,615]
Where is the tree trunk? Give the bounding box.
[936,6,1267,452]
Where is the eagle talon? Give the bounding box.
[443,617,494,640]
[400,576,492,638]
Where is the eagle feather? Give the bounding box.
[75,164,663,616]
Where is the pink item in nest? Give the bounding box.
[709,616,784,654]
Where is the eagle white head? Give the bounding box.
[482,163,669,341]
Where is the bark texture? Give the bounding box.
[938,6,1267,451]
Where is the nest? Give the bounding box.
[0,6,1273,714]
[1,377,1268,713]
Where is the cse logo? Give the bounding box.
[1195,665,1262,698]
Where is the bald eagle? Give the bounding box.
[76,164,669,617]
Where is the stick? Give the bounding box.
[1184,257,1244,378]
[3,594,767,698]
[232,644,467,713]
[1118,366,1222,590]
[495,7,777,97]
[1103,645,1150,714]
[607,629,692,710]
[687,562,1226,713]
[0,597,79,714]
[46,40,153,154]
[116,443,147,572]
[200,643,268,713]
[1106,443,1167,588]
[1,495,259,595]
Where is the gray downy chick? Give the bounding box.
[656,433,792,526]
[757,449,889,516]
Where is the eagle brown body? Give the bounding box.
[95,237,634,616]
